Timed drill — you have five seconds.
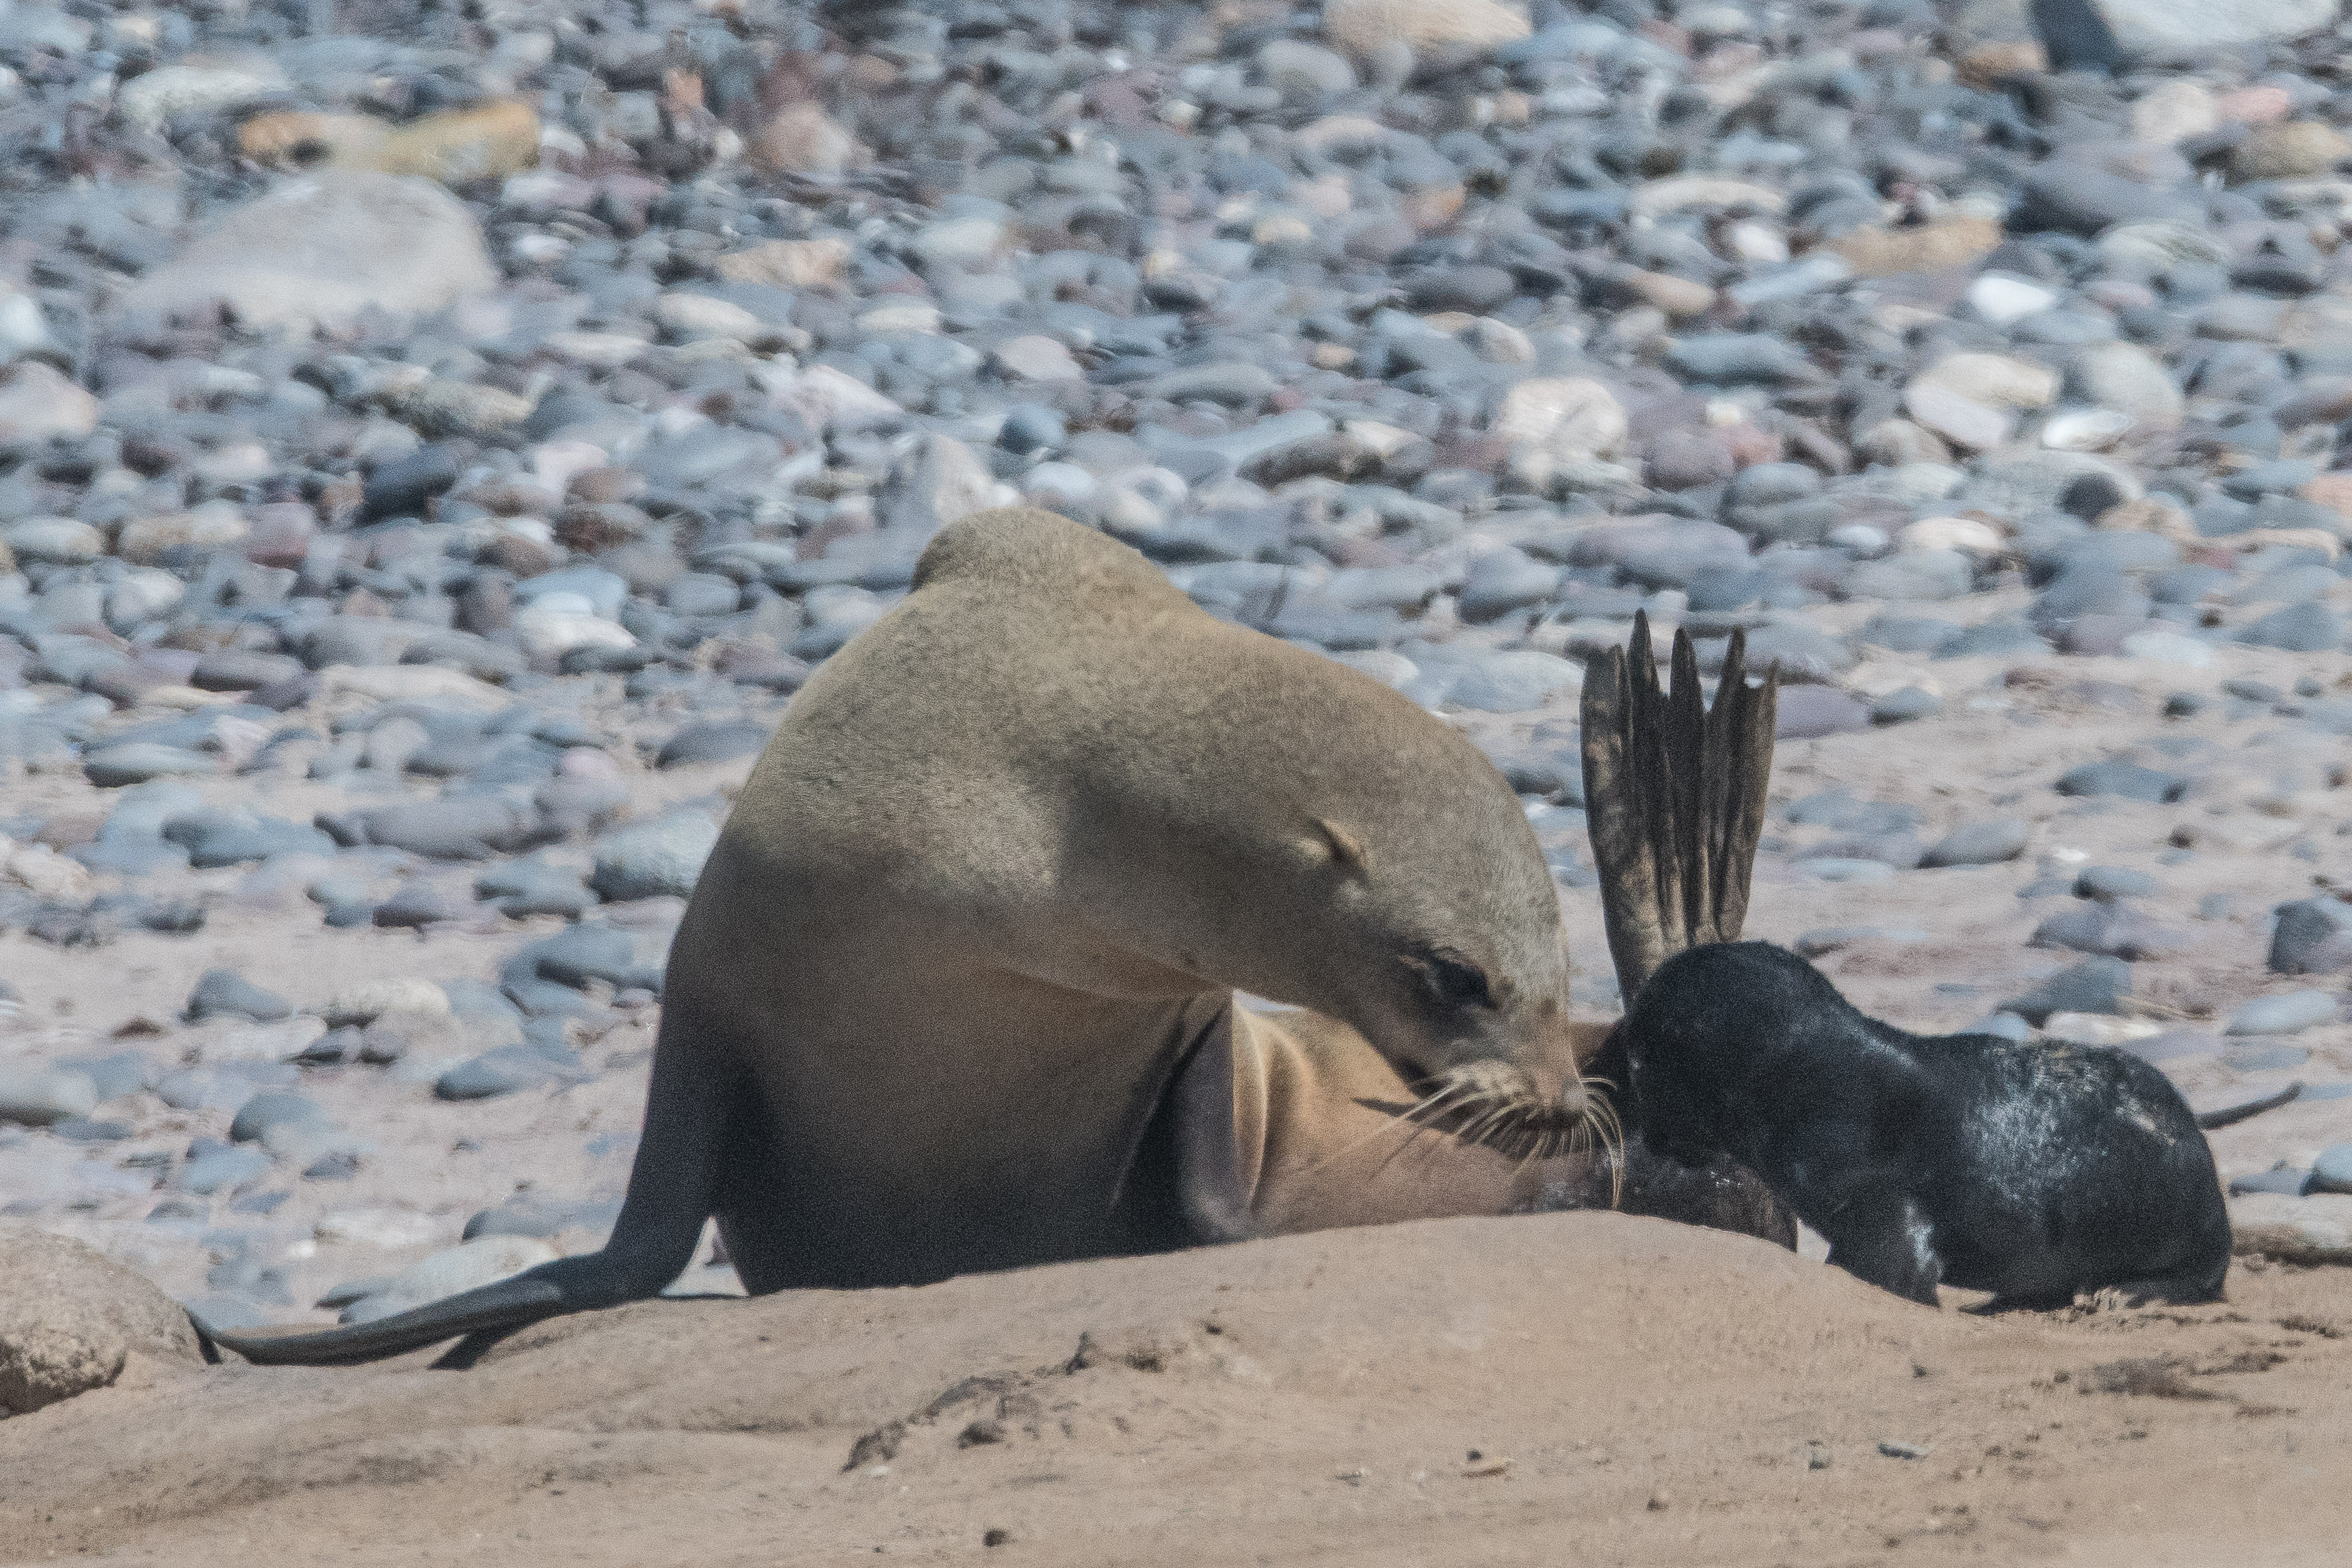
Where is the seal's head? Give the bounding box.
[1159,674,1610,1164]
[1617,942,1825,1169]
[915,506,1611,1165]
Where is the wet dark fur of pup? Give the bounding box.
[1619,942,2231,1308]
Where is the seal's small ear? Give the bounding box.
[1308,817,1369,873]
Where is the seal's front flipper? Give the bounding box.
[1820,1185,1943,1307]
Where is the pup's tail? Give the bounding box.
[1578,611,1778,1000]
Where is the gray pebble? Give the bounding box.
[0,1065,100,1128]
[2000,957,2132,1024]
[2269,897,2352,974]
[1774,686,1869,739]
[2310,1146,2352,1196]
[434,1046,582,1102]
[655,720,771,768]
[590,811,719,902]
[2053,760,2186,803]
[1920,819,2031,868]
[1868,687,1942,726]
[2074,866,2156,901]
[373,881,459,929]
[228,1091,329,1144]
[177,1141,273,1197]
[2225,990,2338,1036]
[183,969,292,1024]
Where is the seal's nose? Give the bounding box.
[1516,1054,1589,1118]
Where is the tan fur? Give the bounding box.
[672,507,1594,1288]
[1176,1010,1618,1242]
[201,511,1760,1368]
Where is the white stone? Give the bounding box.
[911,217,1007,271]
[2067,341,2184,428]
[756,363,904,432]
[188,1016,329,1065]
[542,330,651,368]
[4,516,103,566]
[1492,377,1627,460]
[2100,0,2337,55]
[1899,516,2005,554]
[318,665,510,708]
[0,365,99,447]
[1,840,91,901]
[2130,79,2218,146]
[855,302,942,336]
[1903,380,2012,451]
[1323,0,1531,59]
[1917,352,2059,410]
[1628,176,1787,219]
[116,172,495,335]
[1964,274,2059,327]
[117,57,289,131]
[652,293,768,345]
[992,335,1084,382]
[0,287,52,360]
[2229,1192,2352,1264]
[2040,1013,2161,1048]
[515,602,637,661]
[315,1210,444,1249]
[2042,408,2135,452]
[321,978,452,1028]
[2118,628,2215,666]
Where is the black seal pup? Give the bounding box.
[1619,942,2230,1307]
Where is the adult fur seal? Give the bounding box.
[207,509,1620,1365]
[1620,942,2231,1307]
[204,522,1786,1368]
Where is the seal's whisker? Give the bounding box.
[1455,1103,1521,1152]
[1297,1081,1482,1174]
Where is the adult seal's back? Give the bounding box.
[208,509,1654,1366]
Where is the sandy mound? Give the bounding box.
[3,1212,2349,1565]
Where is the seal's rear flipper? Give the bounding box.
[199,1258,605,1366]
[1579,611,1777,999]
[1578,613,1786,1243]
[199,1024,732,1366]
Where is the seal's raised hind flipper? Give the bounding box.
[1578,613,1790,1247]
[1579,611,1777,998]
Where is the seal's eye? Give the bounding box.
[1418,954,1494,1009]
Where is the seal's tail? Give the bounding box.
[1578,611,1778,1000]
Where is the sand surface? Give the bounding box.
[3,1212,2348,1567]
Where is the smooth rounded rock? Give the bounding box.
[1775,686,1870,739]
[0,1066,100,1128]
[2225,991,2338,1037]
[655,721,770,769]
[184,970,293,1024]
[0,1225,204,1414]
[228,1091,330,1145]
[589,812,721,902]
[117,172,496,334]
[1921,819,2031,868]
